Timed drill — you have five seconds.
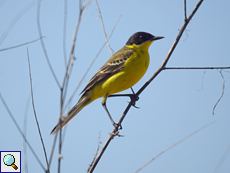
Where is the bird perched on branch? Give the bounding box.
[51,31,164,135]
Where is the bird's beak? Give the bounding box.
[151,36,164,41]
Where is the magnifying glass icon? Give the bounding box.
[3,154,18,170]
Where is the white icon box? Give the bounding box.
[1,151,21,173]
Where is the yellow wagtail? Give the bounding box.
[51,32,164,134]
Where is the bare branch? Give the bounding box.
[213,144,230,173]
[48,131,58,167]
[164,66,230,70]
[63,0,68,67]
[87,133,101,172]
[95,0,113,55]
[184,0,187,21]
[37,0,61,88]
[27,48,50,173]
[0,93,46,171]
[134,120,217,173]
[0,36,45,52]
[212,70,230,115]
[23,95,31,173]
[0,0,37,46]
[88,1,204,172]
[48,121,65,169]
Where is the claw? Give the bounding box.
[128,100,140,109]
[113,122,122,130]
[110,131,124,138]
[129,88,140,108]
[130,101,140,109]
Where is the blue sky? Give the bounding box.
[1,0,230,173]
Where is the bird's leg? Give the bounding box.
[102,95,122,130]
[108,87,139,108]
[108,93,133,98]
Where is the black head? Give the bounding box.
[126,32,164,46]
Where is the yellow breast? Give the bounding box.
[101,49,150,95]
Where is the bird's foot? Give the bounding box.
[129,88,140,108]
[129,94,139,108]
[113,122,122,130]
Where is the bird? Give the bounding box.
[51,31,164,135]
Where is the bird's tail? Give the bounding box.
[50,93,91,135]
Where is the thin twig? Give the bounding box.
[87,132,101,172]
[63,0,68,67]
[212,70,230,115]
[87,1,204,172]
[95,0,113,55]
[134,120,217,173]
[213,144,230,173]
[48,131,58,167]
[23,94,31,173]
[0,36,46,52]
[0,93,46,171]
[0,0,38,46]
[48,120,66,169]
[37,0,61,88]
[164,66,230,70]
[184,0,187,21]
[27,48,49,173]
[197,70,206,91]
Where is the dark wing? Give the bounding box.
[80,47,134,94]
